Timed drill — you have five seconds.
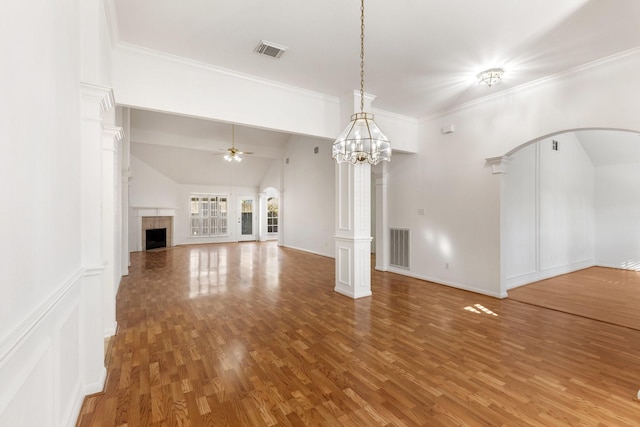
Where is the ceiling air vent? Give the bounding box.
[254,40,288,59]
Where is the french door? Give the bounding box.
[237,195,256,241]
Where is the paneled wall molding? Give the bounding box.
[0,264,107,426]
[0,269,84,367]
[486,155,513,174]
[83,263,107,277]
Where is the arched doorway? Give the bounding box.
[260,187,280,242]
[501,128,640,294]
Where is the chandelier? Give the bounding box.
[332,0,391,165]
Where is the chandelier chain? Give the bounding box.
[360,0,365,112]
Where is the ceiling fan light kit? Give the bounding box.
[222,124,248,162]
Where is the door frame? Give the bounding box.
[237,194,257,241]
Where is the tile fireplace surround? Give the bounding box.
[134,208,176,251]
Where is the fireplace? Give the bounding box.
[139,215,173,251]
[145,228,167,250]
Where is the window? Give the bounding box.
[190,194,228,236]
[267,197,278,233]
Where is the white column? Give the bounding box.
[258,192,267,241]
[79,82,114,393]
[334,161,373,298]
[333,91,377,299]
[487,155,513,299]
[120,108,131,275]
[102,125,124,337]
[375,166,390,271]
[278,158,285,247]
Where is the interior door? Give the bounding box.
[238,196,256,241]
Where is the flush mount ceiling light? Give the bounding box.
[477,68,504,87]
[332,0,391,165]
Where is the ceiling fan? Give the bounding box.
[218,124,253,162]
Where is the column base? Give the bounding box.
[334,236,373,299]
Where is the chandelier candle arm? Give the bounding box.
[332,0,391,166]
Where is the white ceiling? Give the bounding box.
[111,0,640,118]
[112,1,640,185]
[129,110,290,186]
[576,130,640,166]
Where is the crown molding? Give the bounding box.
[115,42,339,103]
[102,0,120,49]
[424,46,640,122]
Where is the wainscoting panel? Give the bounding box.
[0,268,99,427]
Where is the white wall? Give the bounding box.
[129,155,180,209]
[259,159,282,193]
[386,136,502,297]
[113,45,341,139]
[0,0,113,425]
[595,163,640,270]
[112,45,418,152]
[504,134,595,289]
[282,136,335,257]
[503,143,537,281]
[394,49,640,298]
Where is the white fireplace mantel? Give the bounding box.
[133,207,179,218]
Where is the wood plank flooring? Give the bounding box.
[77,243,640,426]
[508,267,640,330]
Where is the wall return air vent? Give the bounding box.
[390,228,410,269]
[254,40,288,59]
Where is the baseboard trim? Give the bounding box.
[282,244,334,259]
[507,259,594,290]
[83,366,107,396]
[386,268,507,299]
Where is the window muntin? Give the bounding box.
[190,194,228,236]
[267,197,278,233]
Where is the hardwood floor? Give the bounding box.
[508,267,640,331]
[77,243,640,426]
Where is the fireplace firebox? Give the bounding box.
[145,228,167,250]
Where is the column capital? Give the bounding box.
[80,82,115,120]
[102,126,124,152]
[486,155,513,174]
